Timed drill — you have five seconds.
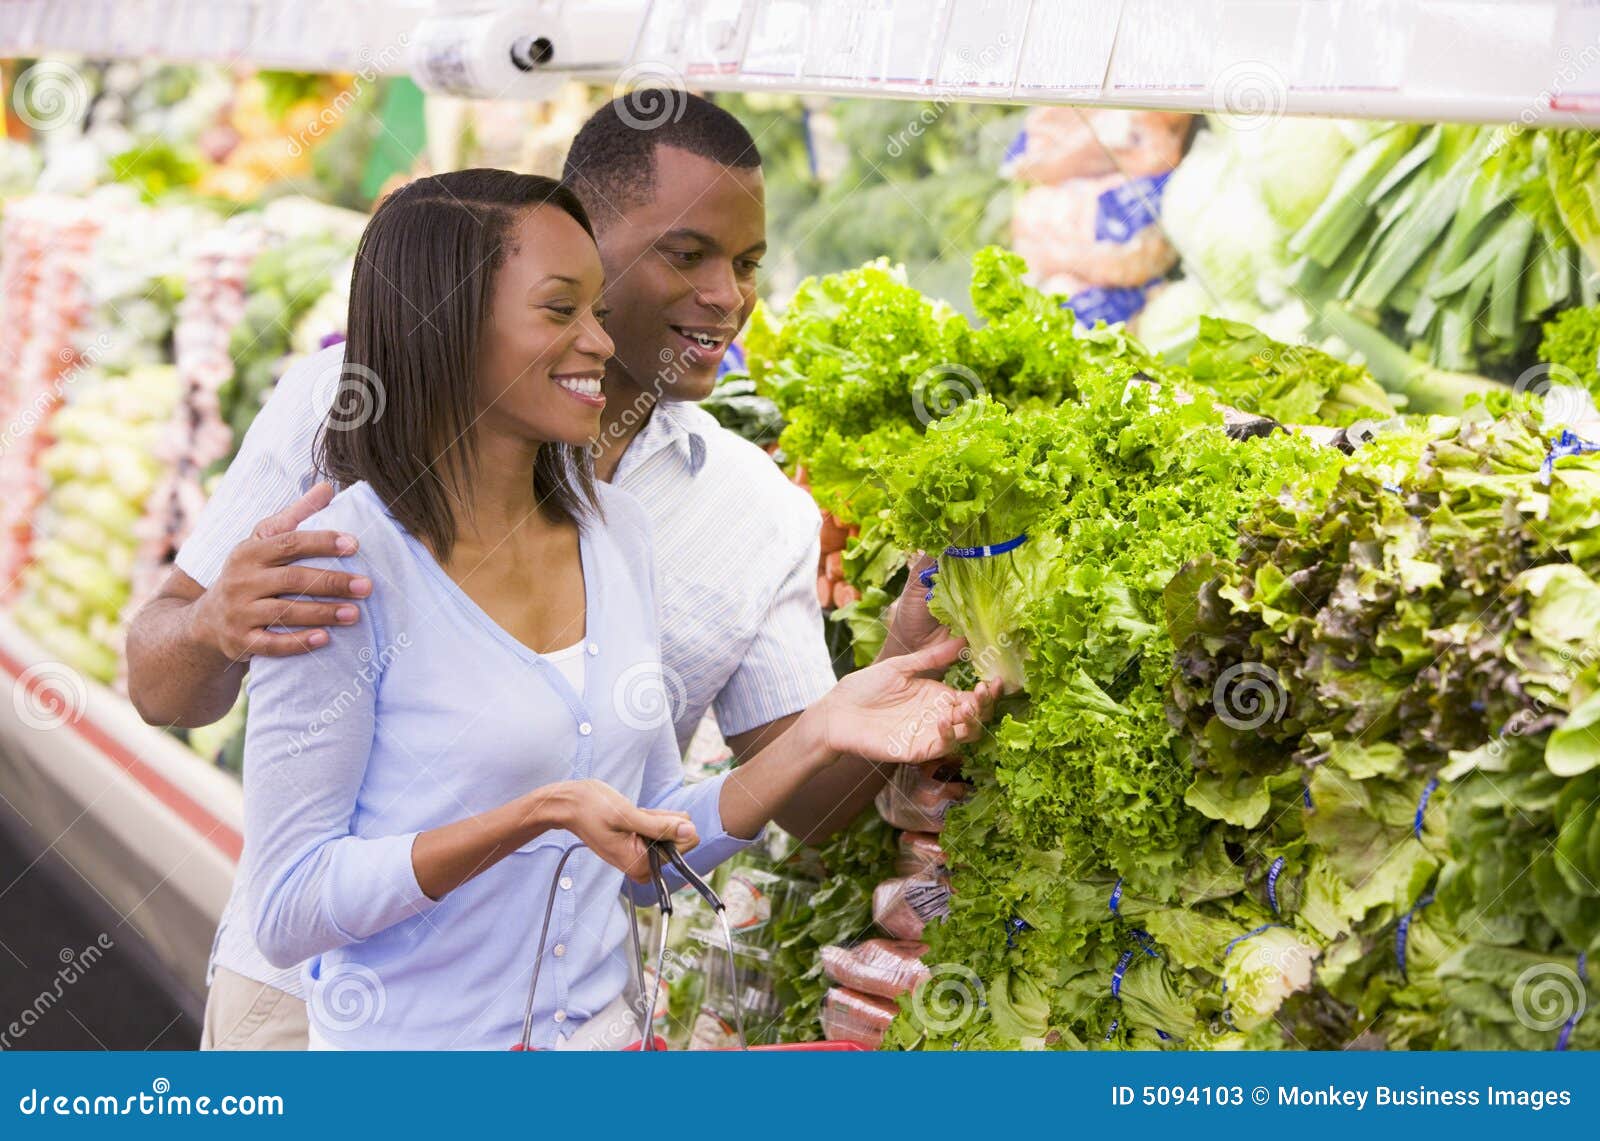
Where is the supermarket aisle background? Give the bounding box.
[0,797,197,1050]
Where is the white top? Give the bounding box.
[542,639,585,694]
[183,345,836,1000]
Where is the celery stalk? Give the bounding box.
[1290,125,1423,267]
[1316,303,1500,413]
[1487,214,1536,340]
[1351,136,1493,310]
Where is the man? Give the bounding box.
[125,94,941,1049]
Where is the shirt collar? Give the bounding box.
[620,399,707,477]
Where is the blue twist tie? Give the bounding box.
[1382,482,1402,494]
[1540,429,1600,485]
[1104,1017,1119,1041]
[1109,877,1123,915]
[1130,929,1159,958]
[943,533,1028,559]
[1219,923,1290,998]
[918,562,938,602]
[1155,1029,1172,1041]
[1267,856,1286,915]
[1222,923,1288,961]
[1216,921,1292,992]
[1302,781,1314,810]
[1557,952,1590,1051]
[1414,777,1439,839]
[1005,916,1031,948]
[1111,949,1136,998]
[1395,892,1435,978]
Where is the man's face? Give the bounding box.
[592,146,765,403]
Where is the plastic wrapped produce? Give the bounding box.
[820,939,930,1000]
[875,763,969,833]
[13,365,183,683]
[131,220,268,626]
[895,831,947,876]
[1011,176,1178,286]
[872,873,951,941]
[820,987,899,1048]
[1006,108,1191,183]
[0,196,103,595]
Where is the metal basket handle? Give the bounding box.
[516,842,674,1051]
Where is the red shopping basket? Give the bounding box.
[512,842,862,1052]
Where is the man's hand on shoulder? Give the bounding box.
[186,481,372,664]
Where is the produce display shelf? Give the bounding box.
[13,1,1600,129]
[0,616,240,1003]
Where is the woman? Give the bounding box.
[237,170,993,1050]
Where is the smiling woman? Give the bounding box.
[318,170,610,560]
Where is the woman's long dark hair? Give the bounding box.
[319,169,601,560]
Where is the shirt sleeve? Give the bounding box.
[240,548,439,969]
[174,349,335,588]
[712,519,836,739]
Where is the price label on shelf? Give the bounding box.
[248,0,325,68]
[934,0,1030,93]
[739,0,810,83]
[678,0,757,78]
[1555,0,1600,112]
[1109,0,1221,91]
[1014,0,1122,94]
[1291,0,1411,92]
[0,1,37,54]
[777,0,950,91]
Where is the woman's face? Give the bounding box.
[478,205,614,447]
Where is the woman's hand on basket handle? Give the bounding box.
[409,779,697,900]
[557,779,698,885]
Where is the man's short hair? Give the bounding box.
[562,91,761,226]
